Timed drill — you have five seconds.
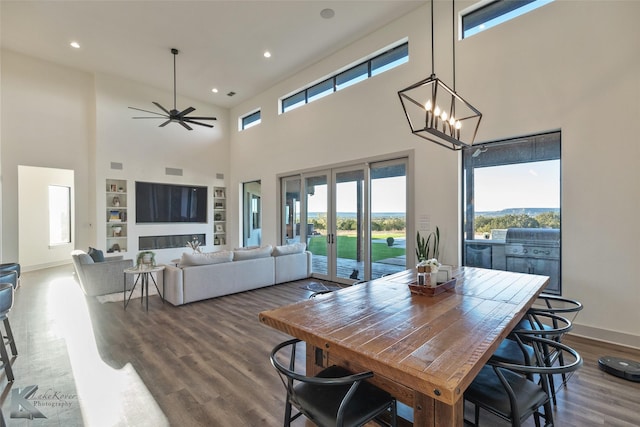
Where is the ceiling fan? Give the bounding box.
[129,48,217,130]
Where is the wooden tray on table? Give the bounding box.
[408,277,457,296]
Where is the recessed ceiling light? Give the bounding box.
[320,8,335,19]
[263,51,272,58]
[211,88,219,93]
[70,41,80,49]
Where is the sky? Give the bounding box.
[305,160,559,214]
[473,160,560,212]
[307,176,406,213]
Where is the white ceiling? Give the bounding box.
[1,1,425,109]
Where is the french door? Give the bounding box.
[281,158,407,285]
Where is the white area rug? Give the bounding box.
[96,286,158,304]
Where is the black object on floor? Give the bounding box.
[598,356,640,382]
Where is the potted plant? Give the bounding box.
[386,237,394,247]
[416,226,440,262]
[136,251,156,268]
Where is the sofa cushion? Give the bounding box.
[272,243,306,257]
[234,245,260,251]
[233,245,273,261]
[72,250,94,265]
[179,251,233,267]
[88,247,105,262]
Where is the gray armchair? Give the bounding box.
[71,250,134,296]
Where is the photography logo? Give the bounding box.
[10,385,46,420]
[10,385,77,420]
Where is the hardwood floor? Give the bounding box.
[2,264,639,426]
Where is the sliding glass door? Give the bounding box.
[281,157,408,284]
[305,172,330,277]
[333,166,367,281]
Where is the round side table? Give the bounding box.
[123,265,165,311]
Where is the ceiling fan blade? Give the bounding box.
[159,119,172,127]
[179,121,193,131]
[183,119,214,128]
[153,102,171,115]
[132,117,166,119]
[178,106,195,117]
[129,106,167,117]
[184,116,217,121]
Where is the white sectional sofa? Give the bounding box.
[162,244,311,306]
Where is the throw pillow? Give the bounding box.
[179,251,233,267]
[88,247,105,262]
[233,245,273,261]
[272,242,306,257]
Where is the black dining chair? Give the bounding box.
[492,311,573,404]
[527,294,583,387]
[270,338,397,427]
[465,335,582,427]
[510,295,582,403]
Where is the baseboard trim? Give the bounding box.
[570,323,640,350]
[23,260,72,273]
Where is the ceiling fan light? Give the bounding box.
[128,48,216,130]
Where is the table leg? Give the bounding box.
[124,273,141,310]
[414,392,464,427]
[144,273,149,311]
[149,273,164,304]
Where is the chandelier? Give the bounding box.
[398,0,482,150]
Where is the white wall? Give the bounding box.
[229,2,640,347]
[1,50,95,266]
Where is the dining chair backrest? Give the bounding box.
[465,335,582,427]
[269,338,397,427]
[513,311,573,338]
[531,293,583,322]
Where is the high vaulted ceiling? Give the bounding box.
[1,1,425,109]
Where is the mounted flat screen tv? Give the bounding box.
[136,181,207,223]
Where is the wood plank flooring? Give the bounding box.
[1,264,639,426]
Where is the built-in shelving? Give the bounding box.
[213,187,226,246]
[106,179,127,253]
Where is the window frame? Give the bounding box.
[280,40,408,114]
[461,131,562,292]
[461,0,554,39]
[239,109,262,131]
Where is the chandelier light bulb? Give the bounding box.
[449,117,456,126]
[425,99,432,111]
[441,111,448,121]
[434,105,441,116]
[455,120,461,130]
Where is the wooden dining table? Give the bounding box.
[259,266,549,427]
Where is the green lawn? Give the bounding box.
[307,235,405,262]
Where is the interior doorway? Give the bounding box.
[242,180,261,248]
[18,165,75,269]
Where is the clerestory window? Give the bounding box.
[240,109,261,131]
[280,40,408,114]
[461,0,554,39]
